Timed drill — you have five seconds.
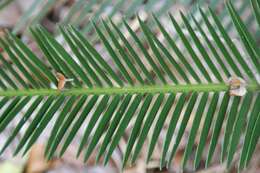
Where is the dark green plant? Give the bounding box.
[0,0,259,171]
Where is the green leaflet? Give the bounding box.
[206,92,230,167]
[131,94,165,164]
[194,93,219,169]
[167,93,198,167]
[160,93,187,168]
[182,93,208,168]
[96,95,132,161]
[227,92,253,167]
[60,95,99,156]
[239,94,260,169]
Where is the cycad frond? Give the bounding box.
[0,1,259,171]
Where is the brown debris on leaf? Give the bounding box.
[56,72,73,90]
[56,72,66,90]
[228,76,247,97]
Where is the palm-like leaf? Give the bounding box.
[0,0,259,171]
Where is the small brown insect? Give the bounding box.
[229,76,247,96]
[56,72,66,90]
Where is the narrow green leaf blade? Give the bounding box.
[182,93,208,168]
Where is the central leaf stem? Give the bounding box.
[0,83,259,97]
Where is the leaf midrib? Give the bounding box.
[0,83,259,96]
